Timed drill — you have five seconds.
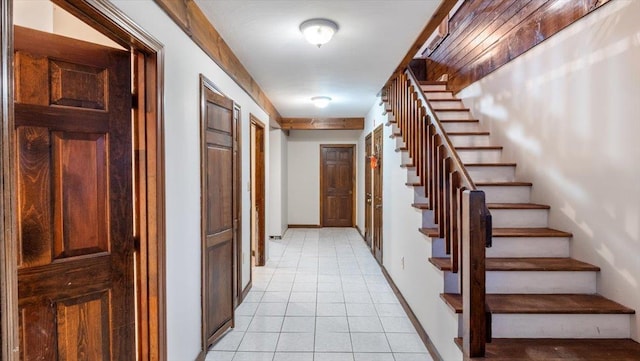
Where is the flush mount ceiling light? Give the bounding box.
[300,18,339,47]
[311,96,332,108]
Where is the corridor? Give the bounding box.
[206,228,433,361]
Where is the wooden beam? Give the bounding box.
[280,117,364,130]
[153,0,281,124]
[386,0,458,86]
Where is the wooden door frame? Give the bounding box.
[372,125,384,264]
[319,144,356,227]
[250,115,266,267]
[364,132,373,248]
[0,1,167,360]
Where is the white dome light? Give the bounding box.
[311,96,332,108]
[300,19,339,47]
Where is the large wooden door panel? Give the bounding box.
[364,133,373,248]
[201,81,236,350]
[321,146,355,227]
[14,26,133,360]
[373,126,384,264]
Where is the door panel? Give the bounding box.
[373,126,384,264]
[364,134,373,248]
[201,84,236,349]
[14,26,133,360]
[321,146,354,227]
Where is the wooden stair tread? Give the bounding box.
[455,338,640,360]
[492,227,572,237]
[448,131,490,135]
[394,146,407,152]
[423,90,453,94]
[476,181,533,187]
[456,146,503,150]
[429,257,599,272]
[440,118,479,123]
[419,227,438,237]
[420,80,448,85]
[400,163,415,168]
[465,162,517,167]
[434,108,471,112]
[412,203,429,210]
[487,203,550,210]
[429,98,462,102]
[442,293,634,314]
[405,181,422,187]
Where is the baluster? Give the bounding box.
[436,144,446,239]
[429,133,441,210]
[450,171,461,273]
[443,158,452,255]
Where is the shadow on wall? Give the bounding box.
[459,0,640,337]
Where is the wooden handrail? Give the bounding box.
[383,68,492,358]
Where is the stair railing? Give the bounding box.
[384,68,492,358]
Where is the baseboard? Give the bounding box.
[381,266,444,361]
[287,224,321,228]
[195,350,206,361]
[240,280,252,303]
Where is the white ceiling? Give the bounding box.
[195,0,441,119]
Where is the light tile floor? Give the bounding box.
[206,228,433,361]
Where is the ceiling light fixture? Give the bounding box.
[300,18,339,47]
[311,96,332,108]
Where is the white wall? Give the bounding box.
[287,130,362,226]
[15,0,273,358]
[359,100,462,360]
[457,0,640,341]
[269,128,288,238]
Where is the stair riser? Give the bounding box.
[490,208,549,228]
[486,237,571,258]
[431,101,465,110]
[421,84,447,91]
[467,165,516,182]
[424,92,454,100]
[492,314,631,339]
[442,122,482,132]
[457,149,502,163]
[487,271,596,294]
[449,135,491,146]
[436,110,473,120]
[478,185,531,203]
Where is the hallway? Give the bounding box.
[206,228,432,361]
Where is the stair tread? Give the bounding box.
[492,227,572,237]
[434,108,471,112]
[455,338,640,360]
[420,80,448,85]
[442,293,634,314]
[405,181,422,187]
[429,98,462,102]
[466,162,517,167]
[423,90,453,93]
[419,227,438,237]
[476,181,533,187]
[448,131,490,135]
[440,118,480,123]
[456,146,503,150]
[429,257,599,272]
[412,203,429,210]
[487,203,550,210]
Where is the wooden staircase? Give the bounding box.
[383,73,640,359]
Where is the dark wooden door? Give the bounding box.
[14,26,134,360]
[364,134,373,248]
[321,145,355,227]
[373,126,384,263]
[251,119,266,266]
[201,82,236,349]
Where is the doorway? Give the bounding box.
[373,125,384,264]
[364,133,373,248]
[250,116,266,267]
[320,144,356,227]
[1,1,166,360]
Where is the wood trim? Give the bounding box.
[250,114,266,268]
[385,0,458,86]
[319,144,357,227]
[0,1,18,359]
[233,104,242,308]
[280,117,364,130]
[381,266,444,361]
[3,1,168,360]
[287,224,321,229]
[240,280,252,304]
[153,0,281,124]
[195,351,206,361]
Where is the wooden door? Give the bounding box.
[321,145,355,227]
[14,26,134,360]
[201,81,236,349]
[373,126,384,263]
[364,134,373,248]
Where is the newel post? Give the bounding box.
[462,190,488,357]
